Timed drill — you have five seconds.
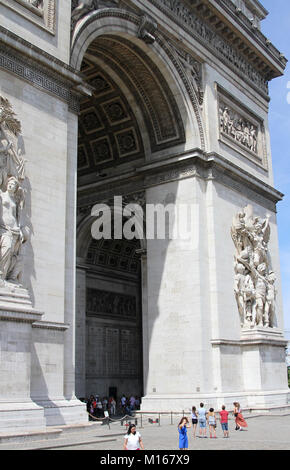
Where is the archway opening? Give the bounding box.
[75,32,186,406]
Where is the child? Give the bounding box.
[178,417,191,450]
[207,408,217,438]
[219,405,229,438]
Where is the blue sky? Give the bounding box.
[260,1,290,331]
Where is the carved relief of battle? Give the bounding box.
[231,205,276,329]
[0,96,28,287]
[219,102,258,154]
[217,88,267,168]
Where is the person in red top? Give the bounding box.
[219,405,229,438]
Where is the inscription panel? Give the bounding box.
[86,323,140,377]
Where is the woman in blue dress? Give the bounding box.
[178,417,191,450]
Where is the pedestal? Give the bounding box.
[0,286,46,432]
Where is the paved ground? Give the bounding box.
[1,411,290,451]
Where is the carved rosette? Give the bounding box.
[231,205,276,329]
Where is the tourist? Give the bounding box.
[191,406,198,438]
[233,402,248,431]
[197,403,207,438]
[121,394,127,412]
[129,395,136,411]
[109,397,116,415]
[87,395,97,419]
[178,417,191,450]
[219,405,229,438]
[123,424,144,450]
[125,400,132,416]
[135,396,140,409]
[102,397,108,411]
[207,408,217,438]
[96,397,103,417]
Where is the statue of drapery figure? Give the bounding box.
[0,96,27,287]
[71,0,118,23]
[231,205,276,328]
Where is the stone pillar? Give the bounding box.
[138,249,149,396]
[141,175,211,411]
[75,266,87,398]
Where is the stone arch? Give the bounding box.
[76,201,147,261]
[70,8,206,152]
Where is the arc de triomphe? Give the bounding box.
[0,0,288,431]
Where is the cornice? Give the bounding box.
[211,337,287,347]
[206,0,287,74]
[77,149,283,212]
[32,321,70,331]
[145,0,286,90]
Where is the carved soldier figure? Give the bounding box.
[251,215,270,268]
[243,272,256,326]
[251,262,267,327]
[250,125,257,153]
[220,106,231,134]
[234,261,247,326]
[264,271,276,328]
[242,121,250,148]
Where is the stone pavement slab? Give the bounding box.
[1,413,289,451]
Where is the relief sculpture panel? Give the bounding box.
[87,288,137,320]
[218,88,267,169]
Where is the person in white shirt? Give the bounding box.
[123,424,144,450]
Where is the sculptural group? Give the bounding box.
[0,97,27,287]
[231,204,276,328]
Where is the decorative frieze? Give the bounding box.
[0,44,80,113]
[148,0,269,95]
[87,288,137,320]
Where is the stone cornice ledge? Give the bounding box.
[32,321,70,331]
[0,308,43,323]
[206,0,287,73]
[211,328,288,347]
[207,152,284,204]
[211,338,287,347]
[78,149,283,210]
